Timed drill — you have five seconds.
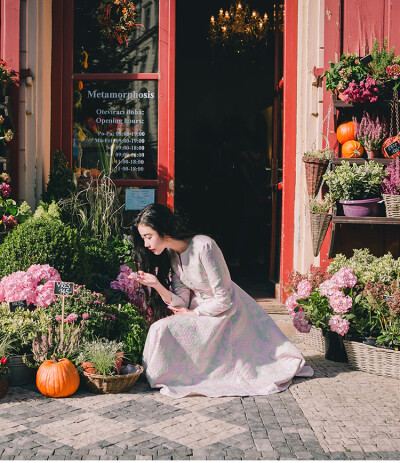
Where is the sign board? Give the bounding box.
[384,141,400,158]
[53,281,74,297]
[9,300,28,312]
[125,188,155,210]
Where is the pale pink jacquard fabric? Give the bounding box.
[142,235,313,398]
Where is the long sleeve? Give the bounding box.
[193,241,233,317]
[169,270,191,308]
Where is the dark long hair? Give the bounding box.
[132,203,195,322]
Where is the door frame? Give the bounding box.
[50,0,175,209]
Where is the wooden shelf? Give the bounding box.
[332,95,396,109]
[333,216,400,225]
[331,158,393,165]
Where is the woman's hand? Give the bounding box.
[129,270,160,289]
[168,305,197,316]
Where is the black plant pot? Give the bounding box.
[324,331,348,363]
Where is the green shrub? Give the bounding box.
[0,217,91,284]
[42,150,76,203]
[111,303,148,364]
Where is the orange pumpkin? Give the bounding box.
[89,168,101,179]
[341,140,364,158]
[36,357,80,398]
[336,121,355,144]
[382,136,400,158]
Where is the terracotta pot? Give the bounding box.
[115,352,124,375]
[80,361,97,375]
[366,149,380,159]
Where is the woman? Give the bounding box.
[130,203,313,398]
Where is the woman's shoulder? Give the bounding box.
[191,235,218,251]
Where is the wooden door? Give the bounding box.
[51,0,175,210]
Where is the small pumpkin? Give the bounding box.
[36,357,80,398]
[336,121,355,144]
[89,168,101,179]
[382,136,400,158]
[341,140,364,158]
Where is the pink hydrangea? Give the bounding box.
[329,315,350,336]
[297,279,312,298]
[35,281,57,307]
[55,315,62,322]
[330,267,357,289]
[318,279,341,297]
[329,290,352,314]
[110,264,144,308]
[285,293,300,315]
[293,310,312,333]
[82,312,89,320]
[26,264,61,285]
[66,313,78,323]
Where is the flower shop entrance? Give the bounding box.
[174,0,284,296]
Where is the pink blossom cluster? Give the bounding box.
[319,267,357,296]
[328,290,352,314]
[386,64,400,80]
[0,172,11,183]
[110,264,144,308]
[285,293,300,315]
[353,112,388,151]
[0,182,11,197]
[284,279,312,315]
[293,311,312,333]
[328,315,350,336]
[382,157,400,195]
[2,215,17,230]
[342,75,379,103]
[0,264,61,307]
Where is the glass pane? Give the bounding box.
[73,0,159,74]
[73,80,158,180]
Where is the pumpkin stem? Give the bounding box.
[52,355,58,364]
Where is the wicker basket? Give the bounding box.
[344,340,400,379]
[0,377,8,399]
[302,157,329,198]
[310,212,331,257]
[82,365,143,394]
[383,194,400,218]
[296,326,327,353]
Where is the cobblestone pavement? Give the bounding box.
[1,339,400,460]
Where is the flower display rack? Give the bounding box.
[344,340,400,379]
[295,326,327,354]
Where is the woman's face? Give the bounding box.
[138,224,167,255]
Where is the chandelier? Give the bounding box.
[208,1,270,53]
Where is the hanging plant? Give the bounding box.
[97,0,144,46]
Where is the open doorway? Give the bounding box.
[175,0,283,298]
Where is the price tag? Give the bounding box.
[384,141,400,157]
[9,300,28,312]
[53,281,74,296]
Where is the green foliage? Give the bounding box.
[77,338,124,376]
[324,53,370,92]
[111,303,148,364]
[42,150,76,203]
[45,284,117,340]
[0,303,51,355]
[303,139,335,160]
[329,248,400,285]
[370,38,396,79]
[309,194,334,213]
[323,160,386,201]
[0,217,91,284]
[33,200,62,221]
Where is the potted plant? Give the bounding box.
[308,194,334,257]
[0,336,12,399]
[77,339,142,394]
[302,140,335,197]
[323,52,370,98]
[370,38,400,96]
[323,160,386,216]
[353,112,388,158]
[381,156,400,217]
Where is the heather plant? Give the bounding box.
[309,194,334,213]
[323,160,386,201]
[353,111,388,150]
[342,74,379,103]
[77,339,124,376]
[285,267,358,336]
[382,157,400,195]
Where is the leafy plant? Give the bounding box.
[0,217,91,284]
[0,58,17,86]
[370,38,396,80]
[33,200,62,221]
[309,194,334,213]
[303,140,335,160]
[323,160,386,201]
[0,335,13,378]
[77,339,124,376]
[324,53,370,93]
[111,303,148,364]
[42,150,77,204]
[0,303,51,355]
[353,112,388,150]
[382,157,400,195]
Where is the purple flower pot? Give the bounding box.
[339,198,381,217]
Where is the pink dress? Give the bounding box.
[143,235,313,398]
